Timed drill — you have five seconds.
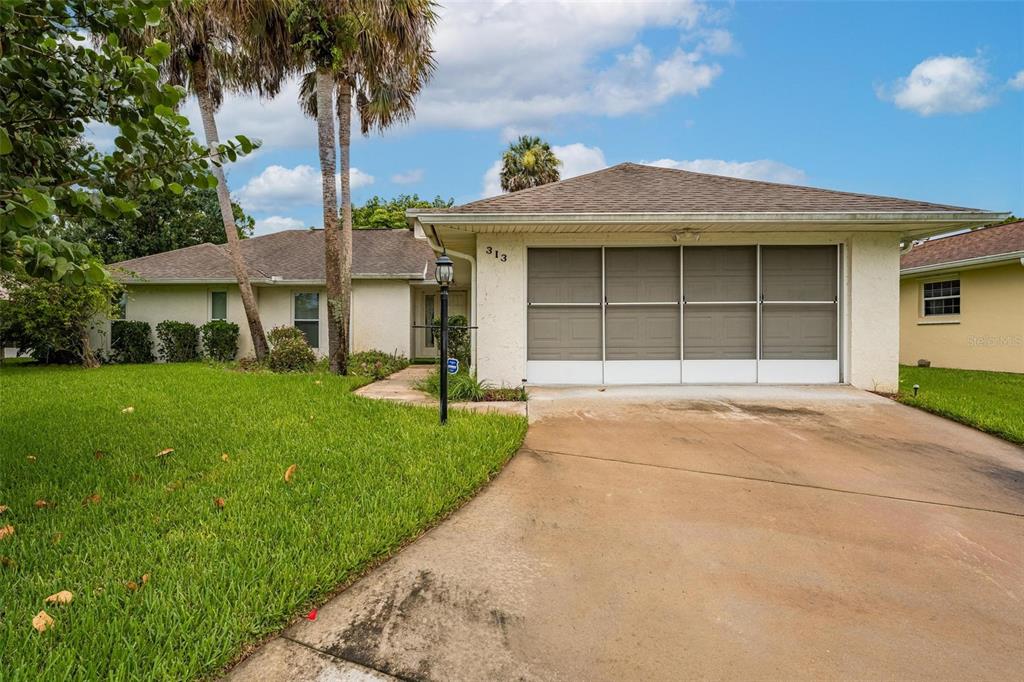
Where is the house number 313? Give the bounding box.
[485,246,508,262]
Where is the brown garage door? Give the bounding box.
[605,247,680,360]
[527,248,602,361]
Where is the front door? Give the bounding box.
[413,290,467,360]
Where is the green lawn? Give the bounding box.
[0,363,527,679]
[897,365,1024,445]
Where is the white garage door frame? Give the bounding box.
[525,244,843,385]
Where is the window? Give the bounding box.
[293,292,320,348]
[425,295,435,348]
[210,291,227,320]
[923,279,960,316]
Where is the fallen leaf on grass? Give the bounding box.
[94,450,105,460]
[26,455,36,462]
[155,448,174,458]
[45,590,73,605]
[0,525,14,540]
[306,609,318,620]
[141,573,150,585]
[284,464,297,483]
[220,453,229,462]
[32,610,54,633]
[82,493,101,506]
[121,406,134,414]
[214,497,225,509]
[126,580,138,592]
[0,505,8,514]
[34,499,50,509]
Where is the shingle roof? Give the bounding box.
[446,162,981,214]
[113,229,434,282]
[901,221,1024,270]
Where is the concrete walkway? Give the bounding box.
[354,365,527,417]
[229,385,1024,681]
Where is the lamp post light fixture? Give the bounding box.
[435,254,455,425]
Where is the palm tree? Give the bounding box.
[292,1,437,374]
[500,136,562,192]
[126,1,290,360]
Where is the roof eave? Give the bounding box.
[900,250,1024,277]
[413,210,1006,228]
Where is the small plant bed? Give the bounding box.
[0,363,527,679]
[348,350,410,380]
[897,365,1024,445]
[416,368,527,403]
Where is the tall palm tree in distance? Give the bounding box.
[500,135,562,192]
[291,0,437,374]
[129,0,291,360]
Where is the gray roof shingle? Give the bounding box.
[446,162,981,215]
[901,221,1024,270]
[113,229,434,282]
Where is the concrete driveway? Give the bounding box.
[230,386,1024,681]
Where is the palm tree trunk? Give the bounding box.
[193,58,269,361]
[335,80,353,375]
[316,68,345,374]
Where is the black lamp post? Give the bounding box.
[434,253,455,425]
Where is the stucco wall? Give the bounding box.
[352,279,411,357]
[473,230,901,391]
[900,263,1024,373]
[103,280,412,360]
[847,232,901,392]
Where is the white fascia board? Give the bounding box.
[411,210,1007,226]
[900,250,1024,277]
[119,275,424,285]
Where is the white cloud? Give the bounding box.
[1009,69,1024,91]
[414,1,729,129]
[181,78,316,151]
[647,158,807,184]
[236,164,375,212]
[481,142,608,197]
[879,55,995,116]
[391,168,424,184]
[253,216,306,235]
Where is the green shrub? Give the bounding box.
[201,320,239,362]
[349,350,409,380]
[267,325,315,373]
[430,313,470,368]
[416,368,487,402]
[155,320,201,362]
[267,325,306,346]
[110,320,154,363]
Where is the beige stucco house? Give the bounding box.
[109,163,1005,391]
[900,220,1024,373]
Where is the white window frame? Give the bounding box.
[292,291,321,349]
[209,290,228,321]
[920,276,961,321]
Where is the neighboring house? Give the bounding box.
[105,228,469,361]
[108,163,1006,390]
[899,220,1024,373]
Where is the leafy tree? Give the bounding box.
[0,0,251,284]
[291,0,438,374]
[500,135,562,193]
[124,0,289,360]
[61,187,253,263]
[0,274,122,367]
[352,194,453,229]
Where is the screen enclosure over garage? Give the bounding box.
[526,245,841,384]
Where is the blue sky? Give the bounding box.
[184,1,1023,234]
